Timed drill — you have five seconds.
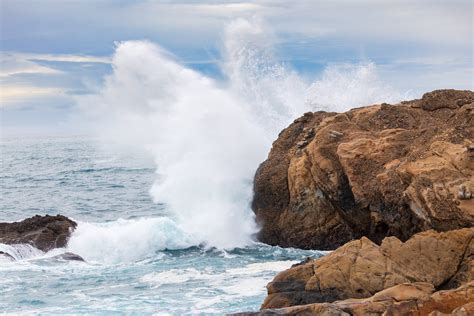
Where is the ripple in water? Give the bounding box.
[1,18,405,314]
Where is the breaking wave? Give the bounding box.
[77,18,407,249]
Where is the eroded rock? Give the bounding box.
[240,281,474,316]
[253,89,474,250]
[261,228,474,309]
[0,215,77,252]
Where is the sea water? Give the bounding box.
[1,19,408,315]
[0,136,323,314]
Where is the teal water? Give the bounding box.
[0,136,323,315]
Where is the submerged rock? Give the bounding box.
[53,252,84,261]
[252,89,474,250]
[0,215,77,252]
[259,228,474,309]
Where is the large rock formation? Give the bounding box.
[240,281,474,316]
[0,215,77,252]
[253,89,474,250]
[260,228,474,310]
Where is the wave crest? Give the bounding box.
[77,18,408,249]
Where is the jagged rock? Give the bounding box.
[253,89,474,250]
[261,228,474,309]
[237,281,474,316]
[0,215,77,252]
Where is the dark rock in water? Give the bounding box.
[54,252,84,261]
[252,89,474,250]
[0,215,77,252]
[0,251,15,261]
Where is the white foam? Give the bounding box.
[221,260,298,297]
[77,18,408,249]
[140,268,210,288]
[0,243,44,261]
[66,218,192,263]
[140,260,297,299]
[226,260,298,275]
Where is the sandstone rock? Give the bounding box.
[450,302,474,316]
[261,228,474,309]
[0,215,77,252]
[240,281,474,316]
[253,89,474,250]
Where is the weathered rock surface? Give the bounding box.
[261,228,474,309]
[239,281,474,316]
[0,215,77,252]
[253,89,474,250]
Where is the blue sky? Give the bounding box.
[1,0,472,136]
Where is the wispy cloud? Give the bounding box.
[0,85,65,107]
[0,52,111,106]
[19,53,110,64]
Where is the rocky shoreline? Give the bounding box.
[243,89,474,315]
[1,89,472,314]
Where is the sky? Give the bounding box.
[0,0,473,137]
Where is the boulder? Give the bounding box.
[253,89,474,250]
[261,228,474,309]
[239,281,474,316]
[0,215,77,252]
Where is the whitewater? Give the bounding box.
[0,19,408,314]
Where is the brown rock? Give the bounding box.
[0,215,77,252]
[261,228,474,309]
[253,89,474,250]
[242,281,474,316]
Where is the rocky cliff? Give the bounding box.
[236,228,474,315]
[253,89,474,250]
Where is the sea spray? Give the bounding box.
[67,218,192,263]
[77,19,407,249]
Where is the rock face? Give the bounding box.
[0,215,77,252]
[253,89,474,250]
[242,281,474,316]
[261,228,474,310]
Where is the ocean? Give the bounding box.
[0,20,408,315]
[0,135,323,315]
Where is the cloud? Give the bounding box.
[19,53,110,64]
[1,52,110,75]
[1,53,62,77]
[0,52,111,107]
[0,0,472,135]
[0,85,66,107]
